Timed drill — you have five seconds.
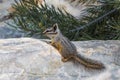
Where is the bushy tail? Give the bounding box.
[73,54,105,69]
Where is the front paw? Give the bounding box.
[45,41,51,44]
[41,40,51,44]
[47,41,52,44]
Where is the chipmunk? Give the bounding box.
[43,23,105,69]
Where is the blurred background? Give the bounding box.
[0,0,120,40]
[0,0,25,39]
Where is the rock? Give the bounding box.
[0,0,2,3]
[0,0,14,16]
[0,38,120,80]
[0,0,25,39]
[0,25,25,38]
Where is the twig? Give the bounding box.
[71,7,120,32]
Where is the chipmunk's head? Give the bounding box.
[43,23,60,39]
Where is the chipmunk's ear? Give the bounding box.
[52,23,58,31]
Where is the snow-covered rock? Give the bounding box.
[0,38,120,80]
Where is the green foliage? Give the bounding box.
[9,0,80,39]
[9,0,120,40]
[71,0,120,40]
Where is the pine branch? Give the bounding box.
[71,0,120,40]
[9,0,81,39]
[71,7,120,32]
[8,0,120,40]
[69,0,97,4]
